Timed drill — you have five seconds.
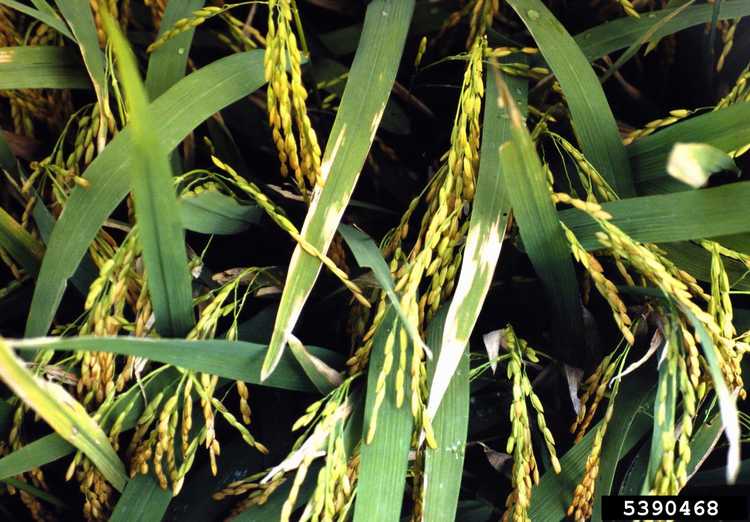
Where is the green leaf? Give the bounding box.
[10,336,343,393]
[508,0,635,197]
[105,14,194,337]
[0,46,89,89]
[621,408,725,493]
[666,142,739,188]
[423,308,469,522]
[337,224,428,360]
[261,0,415,380]
[179,190,261,235]
[0,206,44,275]
[681,308,741,482]
[0,367,181,481]
[232,464,322,522]
[630,103,750,194]
[599,1,694,84]
[591,373,656,518]
[110,475,172,522]
[26,50,268,337]
[0,0,73,40]
[661,242,750,290]
[425,68,522,418]
[561,181,750,250]
[491,67,585,364]
[287,334,342,395]
[0,433,73,481]
[0,399,13,436]
[145,0,205,99]
[353,308,414,522]
[2,477,67,508]
[53,1,108,113]
[691,460,750,486]
[529,369,655,519]
[642,340,677,492]
[0,338,127,491]
[575,0,750,61]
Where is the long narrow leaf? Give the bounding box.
[599,2,694,84]
[338,224,428,357]
[180,191,261,235]
[629,103,750,194]
[10,336,342,393]
[353,309,414,522]
[0,206,44,275]
[0,338,127,491]
[575,0,750,61]
[426,69,523,418]
[145,0,205,99]
[109,475,171,522]
[492,67,585,364]
[0,46,88,89]
[682,308,740,483]
[0,368,181,481]
[105,14,194,336]
[0,433,73,481]
[422,308,469,522]
[261,0,415,380]
[0,0,73,40]
[529,370,655,518]
[561,181,750,250]
[53,0,108,141]
[508,0,635,197]
[26,50,268,337]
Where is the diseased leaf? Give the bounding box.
[0,46,88,89]
[261,0,415,380]
[0,368,180,481]
[426,68,523,418]
[287,334,343,395]
[0,338,127,491]
[667,142,739,188]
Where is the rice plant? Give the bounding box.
[0,0,749,520]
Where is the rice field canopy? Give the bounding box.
[0,0,749,520]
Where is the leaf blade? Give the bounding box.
[0,338,127,491]
[492,66,585,364]
[426,68,522,418]
[353,309,414,522]
[0,46,89,89]
[261,0,415,380]
[508,0,635,197]
[26,50,268,337]
[105,14,194,336]
[422,308,469,522]
[11,336,342,393]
